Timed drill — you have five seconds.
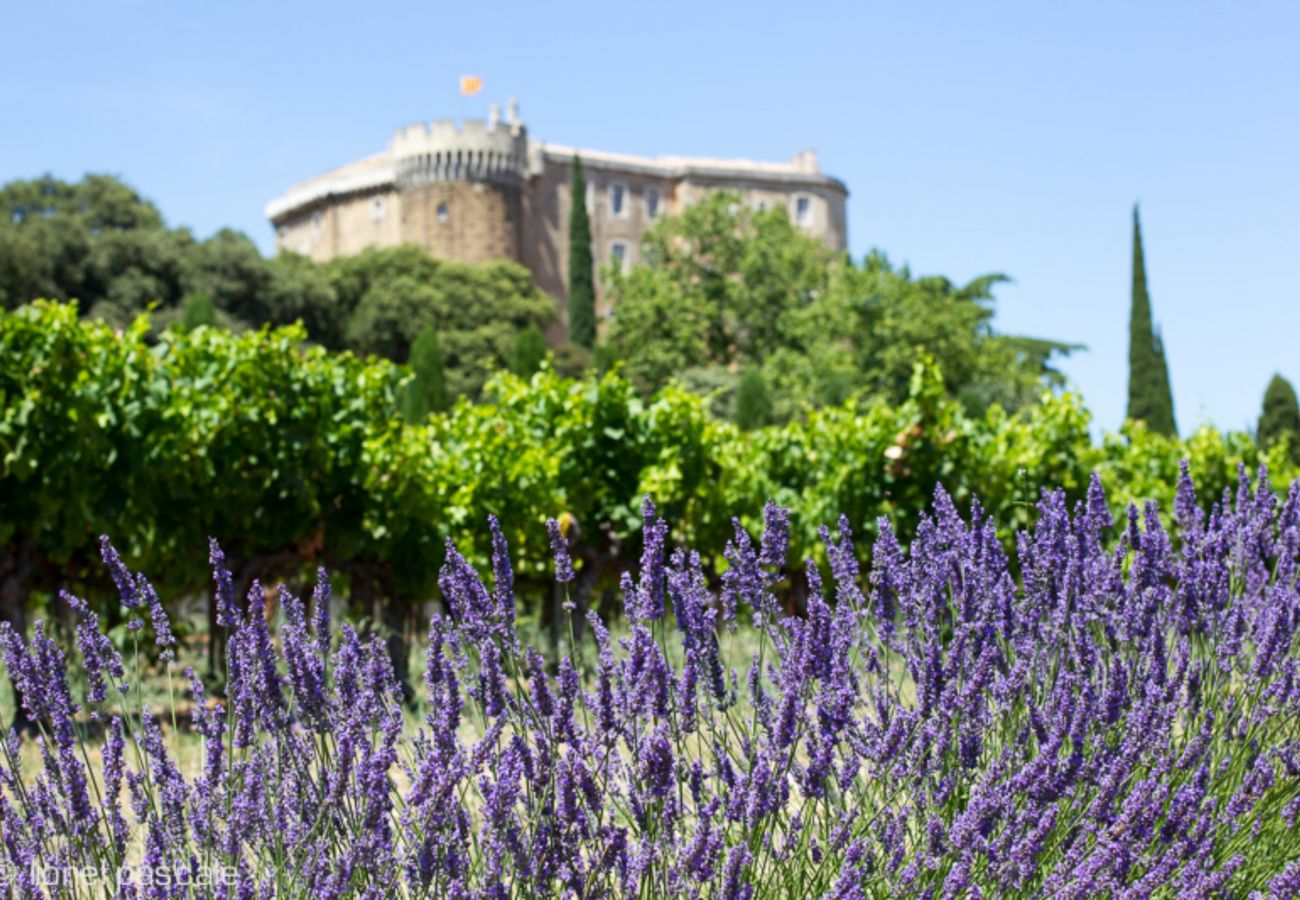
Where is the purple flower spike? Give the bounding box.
[546,517,576,584]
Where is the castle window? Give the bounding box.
[794,195,812,227]
[311,210,322,233]
[609,241,627,267]
[371,198,385,222]
[646,188,660,220]
[437,202,450,223]
[610,183,628,218]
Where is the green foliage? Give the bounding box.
[734,365,771,430]
[322,246,555,401]
[603,193,1076,418]
[0,301,404,616]
[0,176,557,404]
[3,302,1294,625]
[0,174,166,311]
[401,323,448,423]
[512,324,549,377]
[178,291,217,331]
[1258,373,1300,464]
[1126,206,1178,435]
[566,157,596,349]
[552,341,592,379]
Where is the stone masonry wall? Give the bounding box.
[401,181,522,264]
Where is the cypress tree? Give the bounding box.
[512,324,548,377]
[401,323,448,423]
[1126,206,1177,435]
[1152,329,1177,433]
[567,156,597,348]
[1259,374,1300,464]
[179,292,217,331]
[735,366,772,430]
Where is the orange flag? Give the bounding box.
[459,75,483,96]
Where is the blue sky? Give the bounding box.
[3,1,1297,434]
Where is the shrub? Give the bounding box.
[2,302,1297,635]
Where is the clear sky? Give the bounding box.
[3,1,1297,435]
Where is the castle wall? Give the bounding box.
[519,163,568,311]
[273,188,402,261]
[522,156,849,327]
[522,160,682,325]
[401,181,522,264]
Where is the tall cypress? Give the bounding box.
[567,156,597,348]
[1126,206,1177,435]
[735,366,772,430]
[401,323,448,423]
[179,292,217,331]
[1259,374,1300,464]
[512,324,548,377]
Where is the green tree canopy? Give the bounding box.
[328,246,555,400]
[0,175,558,403]
[0,174,176,313]
[604,192,1075,419]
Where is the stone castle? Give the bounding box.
[265,101,848,316]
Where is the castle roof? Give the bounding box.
[265,152,393,223]
[265,120,846,224]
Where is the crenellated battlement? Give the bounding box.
[391,114,528,188]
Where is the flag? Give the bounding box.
[459,75,483,96]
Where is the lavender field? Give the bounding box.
[2,465,1300,898]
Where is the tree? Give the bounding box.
[603,192,832,394]
[0,176,558,392]
[401,323,448,423]
[512,324,548,377]
[1259,374,1300,464]
[604,194,1075,419]
[567,156,596,349]
[179,292,217,330]
[330,247,555,400]
[1126,206,1177,436]
[0,174,177,314]
[735,366,772,430]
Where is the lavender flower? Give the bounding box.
[546,517,576,584]
[136,573,176,660]
[3,470,1298,897]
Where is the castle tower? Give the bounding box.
[390,109,529,264]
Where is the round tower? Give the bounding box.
[390,104,528,264]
